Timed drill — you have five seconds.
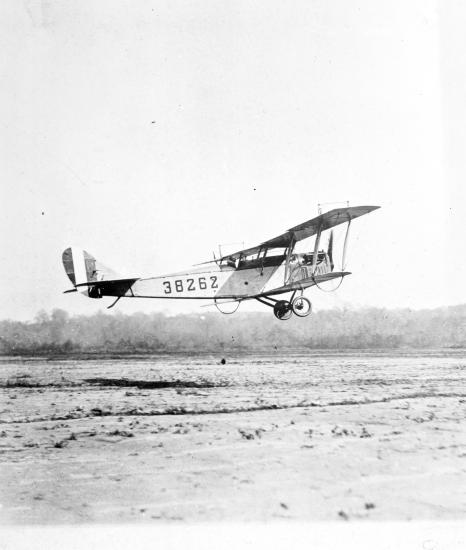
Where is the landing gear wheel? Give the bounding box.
[273,300,292,321]
[291,296,312,317]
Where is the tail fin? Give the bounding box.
[62,247,138,305]
[62,247,120,289]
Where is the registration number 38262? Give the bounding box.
[163,276,218,294]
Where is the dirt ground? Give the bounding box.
[0,351,465,524]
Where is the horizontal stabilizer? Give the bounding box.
[74,278,139,288]
[75,278,139,298]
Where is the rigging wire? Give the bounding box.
[313,218,352,293]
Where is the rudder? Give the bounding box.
[62,247,100,286]
[62,247,120,287]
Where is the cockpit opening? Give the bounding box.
[220,248,328,270]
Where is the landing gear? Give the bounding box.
[273,300,293,321]
[257,293,313,320]
[291,296,312,317]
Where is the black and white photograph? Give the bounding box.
[1,1,465,548]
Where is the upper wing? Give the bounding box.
[221,205,380,261]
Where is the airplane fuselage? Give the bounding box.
[62,205,379,319]
[110,252,332,301]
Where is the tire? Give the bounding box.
[291,296,312,317]
[273,300,292,320]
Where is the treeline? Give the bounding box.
[1,305,466,355]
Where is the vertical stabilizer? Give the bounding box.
[62,247,99,286]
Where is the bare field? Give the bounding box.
[0,351,465,524]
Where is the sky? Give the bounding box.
[1,0,465,320]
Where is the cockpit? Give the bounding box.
[221,247,287,270]
[290,251,327,266]
[220,249,327,270]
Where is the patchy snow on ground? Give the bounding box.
[0,351,465,524]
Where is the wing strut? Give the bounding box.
[284,235,296,284]
[311,220,323,275]
[342,218,352,270]
[311,215,352,293]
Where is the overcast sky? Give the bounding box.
[1,0,465,320]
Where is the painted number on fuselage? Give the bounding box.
[163,276,219,294]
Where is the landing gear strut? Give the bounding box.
[256,293,312,320]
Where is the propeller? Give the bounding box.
[327,230,334,271]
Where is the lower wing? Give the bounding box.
[256,271,351,297]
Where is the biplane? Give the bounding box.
[62,205,379,320]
